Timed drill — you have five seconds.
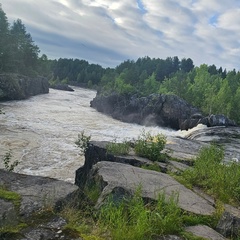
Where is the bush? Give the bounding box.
[2,150,19,172]
[182,144,240,204]
[134,130,167,162]
[75,131,91,155]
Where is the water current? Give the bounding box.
[0,87,184,182]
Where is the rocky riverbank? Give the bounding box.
[0,73,49,101]
[75,140,240,239]
[90,92,237,130]
[1,127,240,239]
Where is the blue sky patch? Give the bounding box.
[137,0,147,14]
[209,14,219,26]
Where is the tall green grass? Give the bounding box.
[98,189,183,240]
[182,144,240,205]
[106,140,130,155]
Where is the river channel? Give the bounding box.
[0,87,184,182]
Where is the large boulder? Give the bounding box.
[0,169,78,220]
[0,73,49,101]
[88,161,215,215]
[91,93,201,130]
[75,141,215,216]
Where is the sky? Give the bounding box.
[1,0,240,70]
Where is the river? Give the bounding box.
[0,87,183,182]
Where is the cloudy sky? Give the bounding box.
[1,0,240,70]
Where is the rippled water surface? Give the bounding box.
[0,87,180,182]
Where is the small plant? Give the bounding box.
[75,131,91,155]
[2,150,19,172]
[106,139,130,155]
[134,130,167,162]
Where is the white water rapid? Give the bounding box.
[0,87,185,182]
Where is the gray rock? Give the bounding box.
[22,228,56,240]
[0,199,18,227]
[207,114,236,127]
[20,216,80,240]
[154,235,183,240]
[216,204,240,238]
[184,126,240,163]
[50,84,74,91]
[0,169,78,219]
[89,161,215,215]
[185,225,227,240]
[168,160,190,172]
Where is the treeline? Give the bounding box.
[1,4,240,124]
[0,4,52,77]
[51,58,105,88]
[98,58,240,124]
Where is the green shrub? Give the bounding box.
[182,144,240,204]
[2,150,19,172]
[75,131,91,155]
[134,130,167,162]
[106,140,130,155]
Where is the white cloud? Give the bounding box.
[1,0,240,70]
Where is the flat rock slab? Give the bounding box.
[90,161,215,215]
[0,169,78,219]
[185,225,227,240]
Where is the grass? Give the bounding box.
[98,189,183,240]
[141,163,162,172]
[0,186,21,208]
[106,140,130,155]
[181,144,240,205]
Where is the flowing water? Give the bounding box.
[0,87,181,182]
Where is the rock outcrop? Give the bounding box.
[0,169,80,239]
[50,83,74,92]
[75,141,215,215]
[89,161,215,215]
[181,114,237,130]
[90,92,237,130]
[90,93,201,130]
[75,140,233,239]
[0,73,49,101]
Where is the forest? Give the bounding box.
[1,4,240,124]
